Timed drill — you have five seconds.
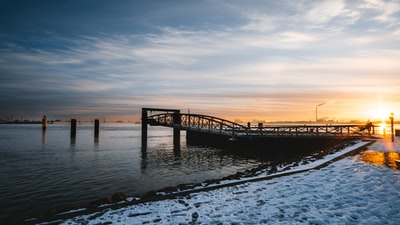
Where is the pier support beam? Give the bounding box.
[141,107,181,152]
[173,111,181,151]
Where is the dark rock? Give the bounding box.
[158,186,177,193]
[268,166,277,174]
[191,211,199,224]
[178,199,189,207]
[194,202,202,208]
[88,197,112,208]
[283,166,291,171]
[235,171,244,177]
[142,191,158,199]
[153,218,162,223]
[128,212,152,217]
[204,179,220,185]
[192,211,199,220]
[111,192,127,203]
[177,183,192,191]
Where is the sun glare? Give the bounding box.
[370,104,392,122]
[379,122,388,135]
[368,103,395,135]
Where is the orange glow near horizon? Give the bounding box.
[219,101,398,123]
[46,96,398,123]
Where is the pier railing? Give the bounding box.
[146,112,368,138]
[247,125,363,137]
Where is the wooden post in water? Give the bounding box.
[42,115,47,130]
[94,119,100,141]
[141,109,148,150]
[71,119,77,140]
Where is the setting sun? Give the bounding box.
[369,104,392,122]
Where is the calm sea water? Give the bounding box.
[0,123,263,221]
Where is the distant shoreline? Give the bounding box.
[0,121,42,124]
[0,121,141,124]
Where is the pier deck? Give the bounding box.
[145,111,370,138]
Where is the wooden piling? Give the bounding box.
[42,115,47,130]
[70,119,77,139]
[94,119,100,139]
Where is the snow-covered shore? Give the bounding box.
[43,137,400,225]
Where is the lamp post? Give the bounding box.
[390,112,394,142]
[316,102,326,123]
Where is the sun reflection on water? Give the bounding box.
[379,122,387,135]
[361,150,400,170]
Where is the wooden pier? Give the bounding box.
[141,107,371,159]
[143,108,370,137]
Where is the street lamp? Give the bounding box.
[390,112,394,142]
[316,102,326,123]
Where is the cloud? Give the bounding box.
[0,0,399,120]
[240,11,279,32]
[361,0,400,25]
[305,0,346,24]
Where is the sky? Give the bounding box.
[1,0,400,122]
